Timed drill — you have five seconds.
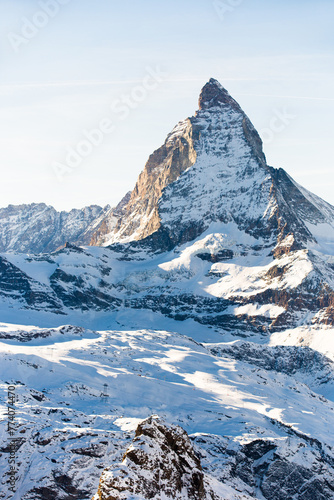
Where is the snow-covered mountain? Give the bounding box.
[0,203,109,254]
[91,78,334,255]
[1,79,334,499]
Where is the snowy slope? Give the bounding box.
[1,218,334,347]
[0,325,334,499]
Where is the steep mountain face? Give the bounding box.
[0,203,109,254]
[92,79,334,256]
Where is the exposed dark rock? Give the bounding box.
[71,443,107,458]
[0,325,85,342]
[241,440,277,461]
[209,342,334,382]
[192,433,334,500]
[26,473,90,500]
[0,256,64,312]
[93,416,212,500]
[49,268,122,311]
[197,249,234,262]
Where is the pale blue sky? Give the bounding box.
[0,0,333,210]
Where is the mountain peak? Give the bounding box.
[198,77,242,112]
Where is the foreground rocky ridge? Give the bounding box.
[94,414,334,500]
[93,416,211,500]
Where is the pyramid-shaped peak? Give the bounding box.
[198,78,242,112]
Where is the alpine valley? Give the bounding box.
[1,79,334,500]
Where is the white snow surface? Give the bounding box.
[1,324,334,499]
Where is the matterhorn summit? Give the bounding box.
[91,78,334,260]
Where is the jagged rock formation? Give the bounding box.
[0,203,109,254]
[93,416,212,500]
[91,79,334,255]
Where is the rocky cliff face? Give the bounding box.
[93,118,198,245]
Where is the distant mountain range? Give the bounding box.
[0,203,107,254]
[0,192,132,254]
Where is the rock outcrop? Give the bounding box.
[93,416,212,500]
